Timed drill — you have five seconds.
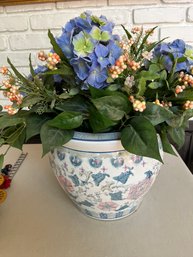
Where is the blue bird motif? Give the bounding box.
[144,170,153,179]
[109,191,123,200]
[69,174,80,186]
[91,172,110,186]
[113,170,134,184]
[80,200,94,207]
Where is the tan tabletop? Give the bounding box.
[0,145,193,257]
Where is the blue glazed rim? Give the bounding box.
[73,131,121,141]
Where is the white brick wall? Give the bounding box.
[0,0,193,104]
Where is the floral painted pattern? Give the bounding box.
[49,139,163,220]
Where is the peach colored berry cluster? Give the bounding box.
[153,99,172,108]
[4,105,18,115]
[109,55,127,79]
[127,60,141,71]
[0,67,23,115]
[176,71,193,94]
[0,66,8,75]
[38,51,61,70]
[129,96,146,112]
[131,27,142,34]
[183,100,193,110]
[119,39,134,50]
[109,55,141,79]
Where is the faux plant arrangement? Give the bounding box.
[0,11,193,168]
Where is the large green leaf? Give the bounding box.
[7,58,32,86]
[0,115,25,130]
[166,109,193,128]
[25,113,51,141]
[160,131,177,155]
[91,95,129,121]
[143,102,174,126]
[89,106,117,133]
[6,124,26,150]
[40,122,73,156]
[48,30,69,64]
[48,111,83,130]
[168,126,185,148]
[121,25,132,39]
[55,95,89,113]
[121,116,162,162]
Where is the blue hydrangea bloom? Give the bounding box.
[153,39,193,72]
[55,12,122,89]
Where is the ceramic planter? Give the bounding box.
[49,132,163,220]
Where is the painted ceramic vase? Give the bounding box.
[49,132,163,220]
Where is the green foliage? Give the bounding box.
[1,15,193,166]
[40,122,74,156]
[121,117,162,162]
[48,111,83,130]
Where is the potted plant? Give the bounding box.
[0,12,193,220]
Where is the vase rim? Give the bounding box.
[73,131,121,141]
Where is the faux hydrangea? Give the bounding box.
[153,39,193,72]
[56,12,122,89]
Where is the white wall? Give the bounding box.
[0,0,193,105]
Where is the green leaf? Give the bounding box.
[48,111,83,130]
[6,124,26,150]
[42,64,74,76]
[121,25,132,39]
[91,95,129,121]
[148,81,163,89]
[136,26,157,56]
[166,109,193,128]
[106,84,121,91]
[25,113,51,141]
[29,53,36,77]
[55,95,89,113]
[0,115,25,130]
[89,106,117,132]
[160,70,167,80]
[138,77,146,96]
[149,64,161,73]
[7,58,32,86]
[143,102,174,126]
[139,70,160,80]
[0,138,5,147]
[121,116,162,162]
[168,126,185,148]
[48,30,68,64]
[40,122,73,156]
[21,95,43,108]
[160,131,177,155]
[69,87,79,96]
[0,154,4,171]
